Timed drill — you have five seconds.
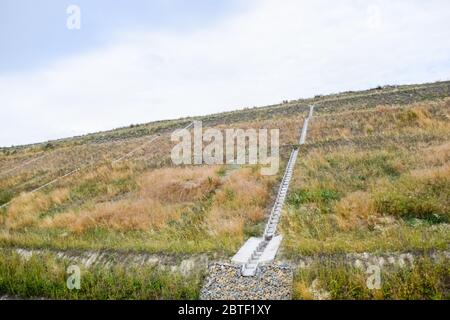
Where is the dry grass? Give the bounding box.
[334,191,378,231]
[0,86,449,257]
[396,106,433,128]
[41,198,183,233]
[204,168,272,238]
[421,142,450,166]
[281,99,450,255]
[216,115,306,146]
[1,163,138,230]
[0,131,176,208]
[3,193,43,229]
[138,166,221,204]
[293,281,314,300]
[308,99,449,143]
[374,164,450,220]
[4,189,70,230]
[0,164,272,252]
[39,166,221,233]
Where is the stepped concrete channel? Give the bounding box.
[200,106,315,300]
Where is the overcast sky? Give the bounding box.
[1,0,449,147]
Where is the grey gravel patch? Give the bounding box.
[200,262,292,300]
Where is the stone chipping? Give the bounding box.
[200,262,293,300]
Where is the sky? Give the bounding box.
[1,0,449,147]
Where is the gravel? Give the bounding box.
[200,262,293,300]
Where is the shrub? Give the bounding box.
[0,189,13,206]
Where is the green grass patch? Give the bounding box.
[322,151,403,191]
[293,257,449,300]
[0,189,13,206]
[70,180,108,201]
[374,172,450,221]
[0,250,203,299]
[280,206,450,256]
[288,188,341,210]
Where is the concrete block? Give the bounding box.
[259,235,282,264]
[231,237,263,264]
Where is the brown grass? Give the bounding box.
[4,189,70,230]
[41,198,183,233]
[397,106,433,128]
[139,166,221,203]
[39,166,222,233]
[214,115,306,146]
[410,163,450,179]
[1,89,448,256]
[420,142,450,167]
[293,281,314,300]
[204,168,272,237]
[308,99,449,143]
[334,191,378,231]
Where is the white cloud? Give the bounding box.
[367,5,382,31]
[1,0,450,146]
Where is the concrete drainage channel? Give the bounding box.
[237,148,298,276]
[200,106,314,300]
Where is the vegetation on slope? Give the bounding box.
[280,99,450,255]
[0,165,274,254]
[0,81,449,299]
[293,257,449,300]
[0,250,203,299]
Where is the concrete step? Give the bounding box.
[247,262,258,269]
[242,268,257,277]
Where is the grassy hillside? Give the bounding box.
[0,81,449,299]
[281,98,450,256]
